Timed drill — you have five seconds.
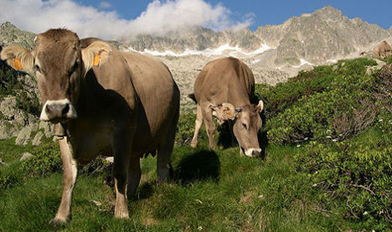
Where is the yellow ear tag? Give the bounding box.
[13,57,23,70]
[93,53,100,67]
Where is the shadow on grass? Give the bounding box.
[174,149,220,184]
[217,122,235,149]
[135,181,156,200]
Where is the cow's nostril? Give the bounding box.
[62,103,70,115]
[45,103,69,117]
[252,149,262,156]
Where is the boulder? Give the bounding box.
[0,96,26,126]
[15,123,38,145]
[39,121,54,138]
[20,152,33,161]
[373,41,392,59]
[32,131,44,146]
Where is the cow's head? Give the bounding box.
[211,100,264,157]
[0,29,112,123]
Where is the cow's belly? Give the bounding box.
[71,124,113,165]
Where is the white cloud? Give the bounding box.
[0,0,253,40]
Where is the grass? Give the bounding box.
[1,57,390,231]
[0,138,355,231]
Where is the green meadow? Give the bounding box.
[0,58,391,231]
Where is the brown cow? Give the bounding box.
[189,57,264,157]
[1,29,180,223]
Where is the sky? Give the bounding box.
[0,0,391,40]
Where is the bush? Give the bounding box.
[255,65,335,119]
[257,58,379,144]
[19,142,62,177]
[295,136,392,230]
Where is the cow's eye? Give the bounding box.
[34,64,41,73]
[242,123,248,130]
[69,60,79,74]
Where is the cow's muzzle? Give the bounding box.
[242,148,262,157]
[40,99,77,123]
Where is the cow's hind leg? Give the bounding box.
[157,115,178,181]
[190,104,203,148]
[51,138,77,224]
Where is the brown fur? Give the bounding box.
[1,29,180,222]
[190,57,263,156]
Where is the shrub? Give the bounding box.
[295,137,392,230]
[258,58,379,144]
[19,142,62,177]
[255,65,335,119]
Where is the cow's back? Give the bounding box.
[194,57,254,106]
[122,52,180,154]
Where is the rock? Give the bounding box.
[39,121,54,138]
[32,131,44,146]
[20,152,33,161]
[373,41,392,59]
[105,157,114,163]
[0,158,8,166]
[15,124,37,145]
[0,123,18,139]
[0,96,26,126]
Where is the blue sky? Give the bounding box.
[78,0,392,30]
[1,0,391,39]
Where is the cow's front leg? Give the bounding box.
[202,107,217,150]
[191,104,203,148]
[127,155,141,199]
[113,131,133,219]
[51,138,77,224]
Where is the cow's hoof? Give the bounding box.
[114,213,129,219]
[49,217,67,225]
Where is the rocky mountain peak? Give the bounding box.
[0,21,17,30]
[0,22,36,49]
[314,5,343,19]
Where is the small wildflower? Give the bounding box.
[198,226,203,231]
[363,211,368,216]
[326,136,331,139]
[332,139,338,142]
[312,183,317,187]
[297,144,301,147]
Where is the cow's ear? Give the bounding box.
[210,103,237,125]
[255,100,264,113]
[81,41,112,72]
[1,45,34,74]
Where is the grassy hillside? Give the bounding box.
[0,58,391,231]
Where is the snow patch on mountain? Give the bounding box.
[127,43,272,57]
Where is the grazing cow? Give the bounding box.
[189,57,263,157]
[1,29,180,223]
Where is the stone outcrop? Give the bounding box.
[373,41,392,58]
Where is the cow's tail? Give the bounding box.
[188,93,197,103]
